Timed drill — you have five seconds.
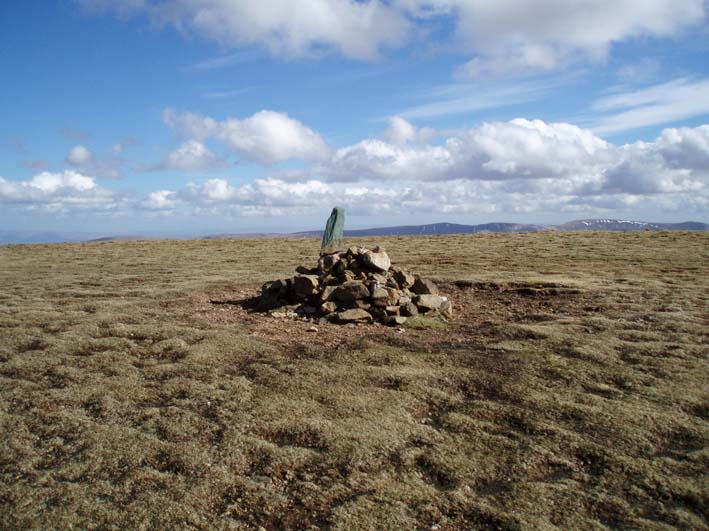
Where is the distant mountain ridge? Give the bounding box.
[290,222,548,238]
[1,219,707,244]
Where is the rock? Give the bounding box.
[293,275,319,297]
[331,280,370,302]
[370,286,389,300]
[320,301,338,314]
[400,301,419,317]
[321,207,345,255]
[386,315,408,326]
[369,307,387,321]
[415,294,444,311]
[440,299,453,319]
[296,265,315,275]
[320,285,338,302]
[353,300,372,310]
[301,305,318,315]
[332,309,373,323]
[361,248,391,273]
[318,253,341,272]
[412,277,439,295]
[371,273,388,284]
[386,287,402,305]
[392,268,415,289]
[385,305,400,316]
[307,326,318,333]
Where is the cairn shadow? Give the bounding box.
[209,296,261,311]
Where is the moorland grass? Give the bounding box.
[0,231,708,530]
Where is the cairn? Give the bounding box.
[256,245,453,325]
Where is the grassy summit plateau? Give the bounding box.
[1,231,707,530]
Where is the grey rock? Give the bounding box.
[370,286,389,300]
[293,274,320,298]
[331,280,370,302]
[415,294,445,311]
[332,308,373,323]
[320,301,338,314]
[412,277,439,295]
[400,302,419,317]
[320,285,338,302]
[386,315,408,326]
[318,253,341,272]
[385,305,400,316]
[392,268,415,289]
[361,247,391,273]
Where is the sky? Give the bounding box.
[1,0,708,236]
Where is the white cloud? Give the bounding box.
[398,77,561,120]
[80,0,705,76]
[79,0,409,60]
[66,145,92,165]
[325,118,613,184]
[589,77,709,134]
[139,120,709,219]
[0,171,119,211]
[436,0,705,78]
[160,140,220,172]
[163,108,330,165]
[143,190,179,210]
[384,116,436,145]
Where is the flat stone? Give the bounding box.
[385,305,400,316]
[331,280,370,302]
[320,285,337,302]
[370,286,389,300]
[332,308,373,323]
[318,253,341,272]
[386,315,408,326]
[320,301,338,314]
[392,268,415,289]
[412,277,439,295]
[415,294,445,311]
[361,248,391,273]
[368,306,387,321]
[293,275,319,297]
[400,301,419,316]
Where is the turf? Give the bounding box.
[1,231,707,530]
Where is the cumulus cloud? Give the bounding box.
[136,121,708,220]
[143,190,179,210]
[384,116,436,145]
[80,0,705,75]
[66,145,92,165]
[441,0,705,78]
[163,108,330,165]
[64,143,127,179]
[159,140,220,172]
[325,119,613,184]
[0,171,119,212]
[78,0,409,60]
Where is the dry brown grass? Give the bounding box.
[1,231,708,530]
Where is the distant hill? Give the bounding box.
[290,222,548,238]
[557,219,709,231]
[2,219,707,244]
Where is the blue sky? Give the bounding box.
[1,0,708,236]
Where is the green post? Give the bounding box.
[320,207,345,255]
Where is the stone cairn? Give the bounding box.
[256,245,453,325]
